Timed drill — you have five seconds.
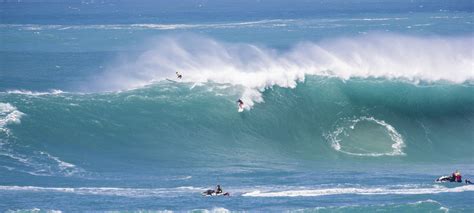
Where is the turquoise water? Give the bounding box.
[1,0,473,212]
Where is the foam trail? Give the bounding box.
[95,34,474,109]
[0,185,206,198]
[1,184,473,198]
[326,116,405,157]
[242,184,474,197]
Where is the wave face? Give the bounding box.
[1,77,473,174]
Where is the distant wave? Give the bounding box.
[5,208,230,213]
[0,17,422,31]
[0,19,295,31]
[6,209,62,213]
[92,33,474,109]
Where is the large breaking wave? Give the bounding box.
[92,33,474,109]
[1,33,473,176]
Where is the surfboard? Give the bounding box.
[238,106,244,112]
[166,78,178,83]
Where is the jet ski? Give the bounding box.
[435,175,454,183]
[202,189,230,196]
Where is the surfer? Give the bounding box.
[176,72,182,79]
[237,99,244,109]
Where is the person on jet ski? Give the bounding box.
[454,170,462,182]
[216,185,223,194]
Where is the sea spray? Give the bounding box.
[94,34,474,109]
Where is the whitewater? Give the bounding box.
[1,0,473,212]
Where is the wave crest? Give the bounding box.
[94,34,474,108]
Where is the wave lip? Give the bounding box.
[0,19,294,31]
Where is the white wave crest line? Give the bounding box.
[0,185,207,197]
[6,208,63,213]
[91,34,474,110]
[349,17,409,21]
[5,89,64,96]
[242,184,474,197]
[0,19,295,31]
[0,17,424,31]
[327,116,405,157]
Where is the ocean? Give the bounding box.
[1,0,473,212]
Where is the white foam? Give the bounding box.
[0,20,293,31]
[2,184,472,199]
[242,184,474,197]
[349,17,409,21]
[0,103,24,135]
[6,209,62,213]
[94,34,474,109]
[192,208,231,213]
[327,116,405,157]
[0,185,206,198]
[5,89,64,96]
